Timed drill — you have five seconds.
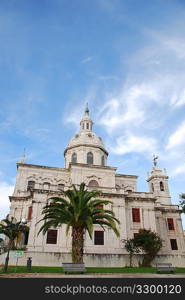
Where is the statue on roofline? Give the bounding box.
[153,154,158,167]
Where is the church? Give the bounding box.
[4,105,185,267]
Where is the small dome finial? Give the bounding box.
[85,102,89,115]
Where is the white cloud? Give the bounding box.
[166,121,185,149]
[97,98,123,131]
[174,90,185,107]
[0,181,14,220]
[171,165,185,176]
[162,37,185,60]
[111,135,157,155]
[81,56,93,64]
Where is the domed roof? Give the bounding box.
[64,104,108,155]
[68,131,105,149]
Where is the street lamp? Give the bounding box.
[21,218,27,225]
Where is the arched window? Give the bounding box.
[101,155,105,166]
[88,180,99,187]
[43,182,50,190]
[71,152,77,163]
[27,180,35,191]
[151,183,154,192]
[87,152,93,164]
[160,181,164,191]
[86,123,89,129]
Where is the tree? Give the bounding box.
[179,193,185,214]
[133,229,163,267]
[38,182,120,263]
[0,217,28,272]
[122,238,140,267]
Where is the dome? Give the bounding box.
[68,131,105,149]
[64,104,108,167]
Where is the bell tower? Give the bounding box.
[147,155,171,205]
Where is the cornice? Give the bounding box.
[64,143,109,156]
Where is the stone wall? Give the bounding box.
[1,251,185,268]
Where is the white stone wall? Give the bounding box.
[115,175,137,192]
[1,251,185,267]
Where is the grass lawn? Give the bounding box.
[1,266,185,274]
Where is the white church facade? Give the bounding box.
[4,106,185,267]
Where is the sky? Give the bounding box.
[0,0,185,228]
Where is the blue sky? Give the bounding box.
[0,0,185,228]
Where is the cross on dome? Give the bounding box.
[84,102,89,116]
[80,103,93,132]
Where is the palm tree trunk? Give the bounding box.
[72,227,84,263]
[129,253,133,267]
[3,249,10,272]
[3,239,14,272]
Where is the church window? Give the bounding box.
[58,184,64,191]
[94,231,104,245]
[160,181,164,191]
[72,152,77,163]
[86,123,89,129]
[132,208,140,223]
[43,182,50,190]
[101,155,105,166]
[27,180,35,191]
[27,206,33,221]
[170,239,178,250]
[167,218,175,230]
[88,180,99,187]
[46,230,58,244]
[87,152,93,165]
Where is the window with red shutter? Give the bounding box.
[27,206,32,221]
[94,231,104,245]
[132,208,140,223]
[46,230,58,244]
[96,204,103,209]
[167,218,175,230]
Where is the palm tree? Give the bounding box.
[38,182,120,263]
[179,193,185,213]
[0,217,28,272]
